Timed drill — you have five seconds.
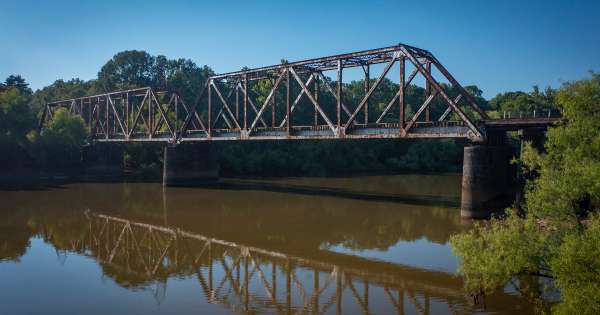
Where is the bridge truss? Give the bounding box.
[40,44,490,143]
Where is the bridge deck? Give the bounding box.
[482,118,561,131]
[95,121,471,142]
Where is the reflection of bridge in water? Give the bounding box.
[68,211,521,314]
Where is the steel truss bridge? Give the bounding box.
[39,43,552,144]
[60,212,524,314]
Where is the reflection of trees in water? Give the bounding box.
[0,181,464,262]
[0,221,32,261]
[0,193,532,314]
[0,193,34,261]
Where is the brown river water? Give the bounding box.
[0,175,533,314]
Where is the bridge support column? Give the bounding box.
[163,143,219,186]
[461,142,513,219]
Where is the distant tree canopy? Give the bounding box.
[489,85,557,113]
[0,75,32,95]
[98,50,214,103]
[0,87,35,140]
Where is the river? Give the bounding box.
[0,175,533,314]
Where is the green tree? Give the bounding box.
[450,72,600,314]
[1,75,32,95]
[0,83,36,169]
[33,108,88,169]
[98,50,155,91]
[489,85,558,114]
[550,215,600,314]
[0,87,35,140]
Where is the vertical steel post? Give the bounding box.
[106,97,110,139]
[235,84,240,120]
[272,78,277,128]
[174,93,178,133]
[286,69,291,135]
[425,62,431,122]
[96,97,101,136]
[148,92,152,138]
[364,64,370,125]
[244,75,248,131]
[337,60,343,129]
[208,80,212,136]
[314,75,319,126]
[112,97,116,135]
[124,94,129,136]
[399,57,405,131]
[88,98,92,135]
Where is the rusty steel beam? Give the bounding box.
[399,46,483,141]
[279,73,315,128]
[375,66,417,124]
[211,80,241,130]
[399,57,406,131]
[337,59,342,130]
[289,68,336,133]
[247,69,287,134]
[345,55,398,127]
[211,44,431,81]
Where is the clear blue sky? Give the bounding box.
[1,0,599,98]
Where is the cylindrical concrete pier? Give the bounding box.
[461,144,512,219]
[163,143,219,186]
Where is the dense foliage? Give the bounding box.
[451,72,600,314]
[29,108,88,170]
[489,85,558,113]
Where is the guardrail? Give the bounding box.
[501,109,561,119]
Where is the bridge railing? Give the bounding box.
[499,108,561,120]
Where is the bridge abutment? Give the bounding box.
[163,143,219,186]
[461,137,513,219]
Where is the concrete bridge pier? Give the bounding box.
[461,132,513,219]
[162,143,219,186]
